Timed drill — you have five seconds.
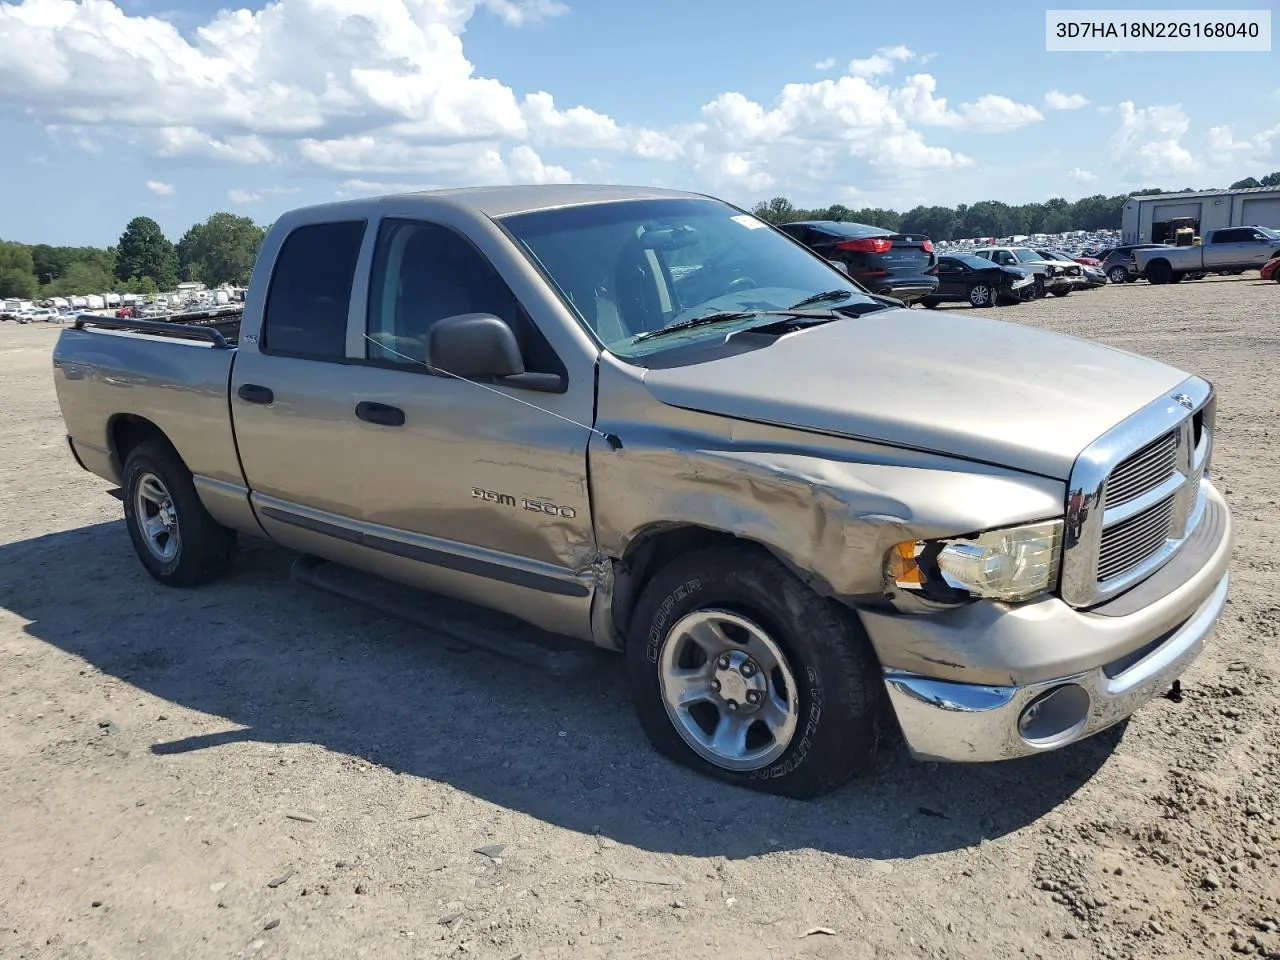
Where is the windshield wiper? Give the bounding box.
[631,309,843,344]
[788,289,854,309]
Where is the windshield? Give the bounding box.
[1258,226,1280,239]
[500,198,877,358]
[1012,248,1043,263]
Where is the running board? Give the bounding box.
[289,555,596,678]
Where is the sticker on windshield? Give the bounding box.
[730,214,767,230]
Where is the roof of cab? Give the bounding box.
[392,183,707,218]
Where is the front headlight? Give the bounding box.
[885,519,1063,605]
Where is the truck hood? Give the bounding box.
[641,309,1189,479]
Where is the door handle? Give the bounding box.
[237,383,274,404]
[355,401,406,427]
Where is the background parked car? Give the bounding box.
[778,220,939,304]
[919,254,1035,308]
[1036,249,1106,288]
[971,246,1081,298]
[1100,244,1166,284]
[1262,256,1280,282]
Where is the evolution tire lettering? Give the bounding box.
[751,665,822,781]
[471,487,576,518]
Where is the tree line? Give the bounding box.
[750,171,1280,239]
[3,169,1279,301]
[0,212,267,301]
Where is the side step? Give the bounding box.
[289,555,597,678]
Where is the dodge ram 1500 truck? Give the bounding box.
[52,185,1233,798]
[1136,225,1280,284]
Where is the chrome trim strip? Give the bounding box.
[1061,376,1213,608]
[251,493,592,598]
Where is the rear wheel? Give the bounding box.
[1051,286,1071,297]
[920,298,939,309]
[626,546,884,799]
[1146,260,1174,284]
[968,283,993,307]
[1107,266,1128,284]
[122,441,237,587]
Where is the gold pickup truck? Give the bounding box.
[52,185,1232,798]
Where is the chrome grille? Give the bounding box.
[1060,378,1216,608]
[1104,431,1177,508]
[1098,495,1175,581]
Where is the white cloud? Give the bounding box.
[146,179,174,195]
[0,3,1052,206]
[1067,167,1097,184]
[813,57,836,71]
[848,44,914,78]
[894,75,1042,131]
[1045,90,1089,110]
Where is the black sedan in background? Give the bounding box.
[919,254,1036,308]
[778,220,938,304]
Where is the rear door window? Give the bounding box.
[261,220,366,360]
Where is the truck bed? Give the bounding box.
[52,309,248,497]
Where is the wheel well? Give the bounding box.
[610,525,780,642]
[108,414,177,475]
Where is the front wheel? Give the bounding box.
[1107,266,1129,284]
[626,546,884,798]
[1051,287,1071,297]
[123,441,237,587]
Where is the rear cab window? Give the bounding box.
[261,220,366,360]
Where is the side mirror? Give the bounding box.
[827,259,849,275]
[425,313,524,379]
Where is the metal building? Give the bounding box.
[1121,186,1280,244]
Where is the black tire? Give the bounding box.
[920,298,939,309]
[1145,260,1173,284]
[1051,287,1071,297]
[1170,272,1184,284]
[1107,266,1128,284]
[625,546,884,799]
[122,440,236,587]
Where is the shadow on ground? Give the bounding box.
[0,520,1128,861]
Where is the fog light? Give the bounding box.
[1017,684,1091,748]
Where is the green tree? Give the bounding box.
[0,242,39,299]
[115,216,178,290]
[1259,172,1280,187]
[752,197,797,224]
[1231,176,1262,189]
[177,212,265,286]
[900,205,957,241]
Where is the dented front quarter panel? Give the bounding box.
[590,352,1065,614]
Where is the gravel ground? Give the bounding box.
[1,275,1278,960]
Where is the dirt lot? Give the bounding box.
[2,276,1278,960]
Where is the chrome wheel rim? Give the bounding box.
[134,472,180,562]
[969,285,989,306]
[658,609,800,772]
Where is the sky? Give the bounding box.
[0,0,1276,247]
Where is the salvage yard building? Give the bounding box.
[1122,185,1280,244]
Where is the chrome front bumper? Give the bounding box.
[883,571,1229,762]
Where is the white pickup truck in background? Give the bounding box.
[1136,226,1280,284]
